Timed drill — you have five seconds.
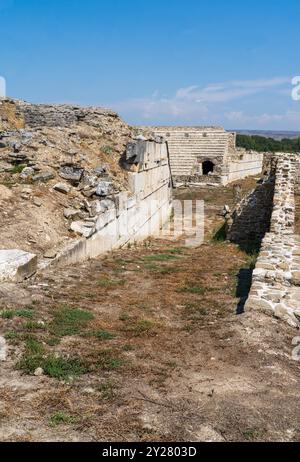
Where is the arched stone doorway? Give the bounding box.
[202,160,215,175]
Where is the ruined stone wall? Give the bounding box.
[295,159,300,194]
[141,126,263,187]
[227,150,264,183]
[228,170,276,249]
[0,99,173,278]
[243,154,300,327]
[51,139,173,267]
[143,126,230,186]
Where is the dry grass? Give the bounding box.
[0,178,299,442]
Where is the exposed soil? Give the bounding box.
[0,117,133,257]
[0,179,299,442]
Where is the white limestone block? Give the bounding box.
[0,249,37,283]
[0,336,7,361]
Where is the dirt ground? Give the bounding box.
[0,179,299,442]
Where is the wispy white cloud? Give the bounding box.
[225,109,300,127]
[112,77,291,123]
[175,77,290,104]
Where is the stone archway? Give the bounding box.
[202,160,215,175]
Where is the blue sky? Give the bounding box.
[1,0,300,129]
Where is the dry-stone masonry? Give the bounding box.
[228,161,276,250]
[230,153,300,327]
[0,98,120,130]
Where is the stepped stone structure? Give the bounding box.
[144,126,263,187]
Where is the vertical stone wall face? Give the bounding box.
[244,154,300,327]
[294,159,300,194]
[52,139,173,267]
[227,150,264,183]
[18,101,121,129]
[228,170,276,249]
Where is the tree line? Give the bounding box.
[236,134,300,153]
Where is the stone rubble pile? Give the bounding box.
[0,128,119,239]
[0,98,173,282]
[0,99,135,249]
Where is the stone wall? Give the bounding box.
[51,139,173,267]
[1,98,130,140]
[243,154,300,327]
[228,169,276,250]
[0,98,173,278]
[142,126,263,187]
[295,159,300,194]
[147,126,230,186]
[227,150,264,183]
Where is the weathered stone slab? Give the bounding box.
[53,183,71,194]
[0,249,37,282]
[292,271,300,286]
[70,221,94,238]
[0,336,7,361]
[95,180,114,197]
[244,297,274,314]
[59,166,84,183]
[32,171,55,182]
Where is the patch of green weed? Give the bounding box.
[93,330,116,341]
[49,411,77,427]
[50,306,94,337]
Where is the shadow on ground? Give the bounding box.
[236,268,253,314]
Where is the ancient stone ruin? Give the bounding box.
[0,98,172,278]
[145,126,263,187]
[1,96,300,328]
[229,153,300,326]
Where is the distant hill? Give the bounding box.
[233,130,300,141]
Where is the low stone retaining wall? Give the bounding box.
[244,154,300,326]
[49,139,173,268]
[227,151,263,183]
[228,171,276,250]
[172,174,222,188]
